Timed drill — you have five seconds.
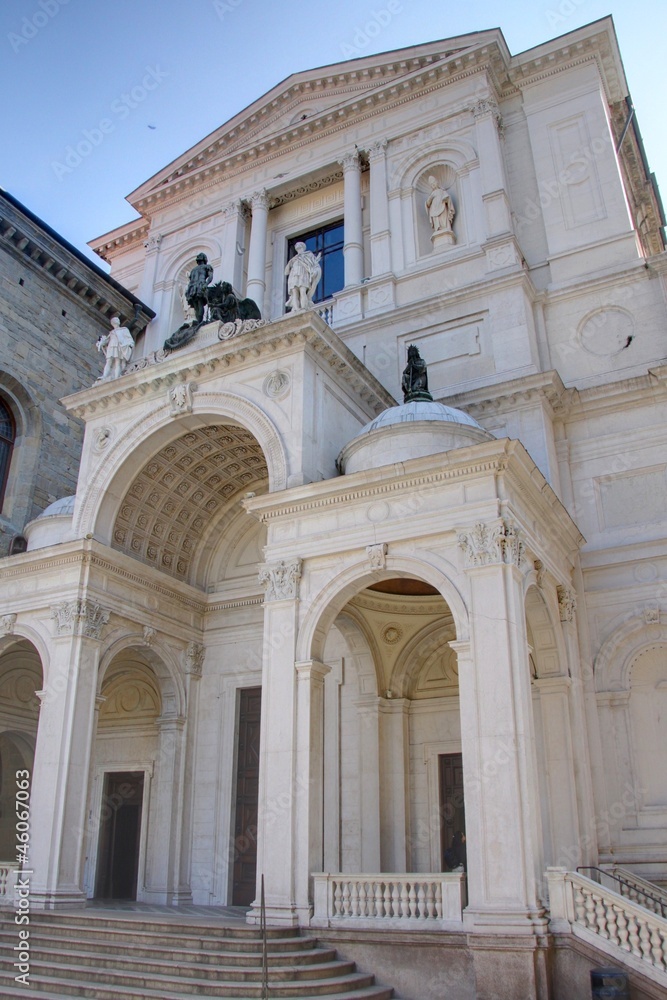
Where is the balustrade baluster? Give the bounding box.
[583,890,596,930]
[435,883,443,919]
[649,925,665,970]
[383,882,392,918]
[638,918,652,959]
[333,880,343,917]
[374,881,383,918]
[392,882,401,918]
[417,883,426,919]
[615,907,629,951]
[594,894,609,938]
[342,882,351,916]
[350,881,360,917]
[399,881,409,918]
[574,886,586,924]
[426,882,436,918]
[359,881,367,917]
[628,914,641,957]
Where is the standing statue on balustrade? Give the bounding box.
[96,316,135,381]
[285,242,322,312]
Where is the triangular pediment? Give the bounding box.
[126,31,505,209]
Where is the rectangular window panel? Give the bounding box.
[287,219,345,306]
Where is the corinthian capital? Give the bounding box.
[258,559,302,601]
[458,519,525,569]
[366,138,388,162]
[250,189,270,211]
[51,600,110,640]
[144,233,162,253]
[338,150,361,172]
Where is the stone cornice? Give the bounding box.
[61,311,395,420]
[91,220,151,264]
[441,370,575,420]
[245,437,584,563]
[0,195,153,328]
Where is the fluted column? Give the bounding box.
[338,151,364,286]
[245,189,270,311]
[294,659,330,923]
[29,600,110,908]
[220,199,249,292]
[367,139,391,276]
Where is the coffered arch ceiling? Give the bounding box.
[111,423,268,585]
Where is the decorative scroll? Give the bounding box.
[366,543,387,570]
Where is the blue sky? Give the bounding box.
[1,0,664,267]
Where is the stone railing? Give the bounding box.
[547,868,667,986]
[316,302,335,328]
[311,873,466,930]
[602,865,667,918]
[0,863,19,902]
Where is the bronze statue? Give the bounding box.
[207,281,261,323]
[185,253,213,324]
[401,345,433,403]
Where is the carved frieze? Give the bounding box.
[458,519,525,569]
[51,600,110,640]
[366,543,388,570]
[184,641,205,677]
[1,613,17,635]
[258,559,302,601]
[557,586,577,624]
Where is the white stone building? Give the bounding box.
[1,17,666,1000]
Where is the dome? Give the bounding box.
[338,399,493,475]
[24,496,76,551]
[35,496,76,518]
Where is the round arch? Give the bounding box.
[389,138,479,192]
[97,633,186,720]
[595,616,667,693]
[0,629,48,687]
[389,616,457,700]
[157,239,223,289]
[296,552,469,664]
[75,393,290,543]
[328,611,381,697]
[524,584,568,679]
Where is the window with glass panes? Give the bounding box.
[0,399,14,510]
[286,221,344,306]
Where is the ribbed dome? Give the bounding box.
[35,496,76,518]
[361,400,483,433]
[338,399,493,475]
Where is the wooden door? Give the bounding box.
[232,687,261,905]
[95,771,144,899]
[439,752,465,868]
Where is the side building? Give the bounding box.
[0,189,154,554]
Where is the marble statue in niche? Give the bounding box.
[425,175,456,247]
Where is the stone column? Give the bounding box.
[378,697,410,871]
[294,659,330,922]
[249,558,302,926]
[137,232,162,307]
[533,675,581,869]
[29,599,110,908]
[470,98,513,247]
[356,695,381,872]
[455,518,549,1000]
[338,151,364,286]
[245,189,270,311]
[143,714,187,904]
[367,139,391,276]
[176,641,204,904]
[220,200,248,292]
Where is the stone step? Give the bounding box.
[0,926,320,959]
[17,913,294,940]
[0,935,337,969]
[0,916,315,954]
[0,954,357,986]
[0,968,389,1000]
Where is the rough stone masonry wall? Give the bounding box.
[0,242,112,552]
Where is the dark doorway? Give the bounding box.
[95,771,144,900]
[232,686,262,906]
[439,752,465,868]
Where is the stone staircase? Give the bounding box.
[0,911,394,999]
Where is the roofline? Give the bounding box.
[0,188,155,319]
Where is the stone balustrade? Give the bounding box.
[603,865,667,918]
[547,868,667,987]
[0,863,19,902]
[311,873,466,929]
[316,302,335,327]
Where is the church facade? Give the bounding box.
[1,17,667,1000]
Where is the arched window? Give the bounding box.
[0,397,15,509]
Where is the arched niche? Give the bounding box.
[157,241,223,337]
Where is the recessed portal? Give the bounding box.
[232,687,261,906]
[440,752,466,869]
[95,771,144,900]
